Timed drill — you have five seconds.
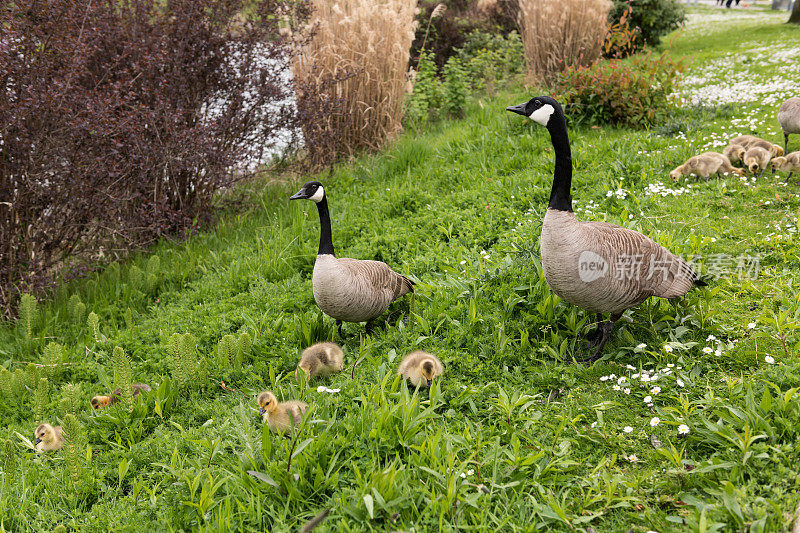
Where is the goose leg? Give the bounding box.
[365,320,374,335]
[785,132,789,155]
[758,167,765,178]
[786,171,794,184]
[577,313,621,364]
[585,313,604,348]
[336,319,343,337]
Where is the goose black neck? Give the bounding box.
[315,197,335,256]
[546,113,573,212]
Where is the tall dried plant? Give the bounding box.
[518,0,611,86]
[290,0,419,161]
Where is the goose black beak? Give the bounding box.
[34,437,41,445]
[506,103,527,116]
[259,407,266,416]
[289,189,308,200]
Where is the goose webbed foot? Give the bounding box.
[576,313,621,365]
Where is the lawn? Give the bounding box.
[1,5,800,531]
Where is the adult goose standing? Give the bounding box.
[290,181,415,334]
[777,97,800,154]
[506,96,705,362]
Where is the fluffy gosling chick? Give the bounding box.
[748,139,784,158]
[669,152,743,181]
[722,144,746,165]
[769,151,800,182]
[296,342,344,379]
[91,383,152,409]
[729,135,767,149]
[257,391,309,434]
[397,351,444,388]
[34,423,63,452]
[743,146,772,176]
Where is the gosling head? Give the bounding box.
[289,181,325,203]
[90,395,110,409]
[669,166,684,182]
[257,391,278,416]
[748,161,760,174]
[34,423,56,446]
[728,146,745,162]
[772,145,785,157]
[419,358,438,387]
[770,156,787,172]
[296,361,312,380]
[506,96,562,128]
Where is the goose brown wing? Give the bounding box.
[586,221,699,301]
[338,258,414,301]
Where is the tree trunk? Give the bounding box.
[790,0,800,23]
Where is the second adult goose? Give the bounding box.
[290,181,415,334]
[507,96,704,362]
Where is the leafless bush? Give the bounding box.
[0,0,300,314]
[518,0,611,85]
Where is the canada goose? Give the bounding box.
[289,181,415,335]
[769,151,800,182]
[297,342,344,379]
[34,423,63,452]
[507,96,704,362]
[743,146,772,176]
[257,391,308,434]
[91,383,151,409]
[397,351,443,387]
[722,144,745,165]
[669,152,743,181]
[777,97,800,153]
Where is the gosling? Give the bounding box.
[397,351,444,388]
[770,151,800,182]
[669,152,743,181]
[257,391,309,434]
[34,423,63,452]
[722,144,745,165]
[729,135,767,149]
[296,342,344,379]
[91,383,151,409]
[743,146,772,177]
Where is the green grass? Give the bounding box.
[2,7,800,531]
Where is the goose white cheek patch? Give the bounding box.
[529,104,555,126]
[309,186,325,203]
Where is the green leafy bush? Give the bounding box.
[406,51,469,125]
[456,30,525,94]
[609,0,685,47]
[553,52,684,128]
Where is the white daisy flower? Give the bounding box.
[748,322,756,329]
[623,426,633,433]
[628,454,638,462]
[643,395,652,403]
[650,417,660,427]
[624,388,631,395]
[702,346,713,354]
[715,349,722,357]
[678,424,690,436]
[591,421,598,428]
[613,384,621,391]
[706,335,717,342]
[651,386,661,395]
[636,343,647,350]
[617,376,627,384]
[765,356,775,364]
[664,345,673,353]
[600,376,609,381]
[677,379,685,388]
[467,469,474,476]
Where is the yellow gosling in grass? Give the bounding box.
[296,342,344,379]
[669,152,743,181]
[729,135,767,149]
[743,146,772,176]
[34,423,63,452]
[769,151,800,182]
[397,351,444,388]
[91,383,151,409]
[722,144,746,165]
[257,391,309,434]
[748,139,784,158]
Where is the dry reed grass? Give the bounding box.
[290,0,419,160]
[518,0,611,86]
